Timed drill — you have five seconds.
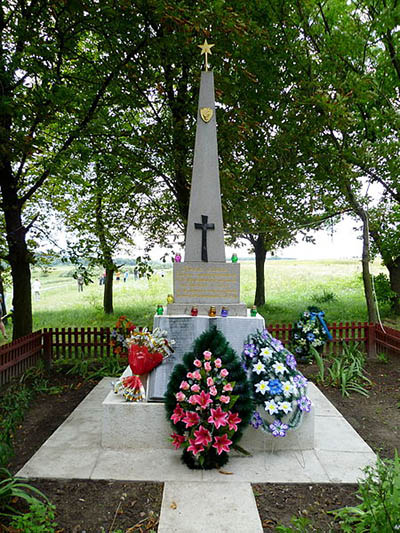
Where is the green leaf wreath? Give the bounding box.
[242,329,311,437]
[165,327,252,470]
[291,306,332,362]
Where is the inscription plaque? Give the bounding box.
[173,262,240,304]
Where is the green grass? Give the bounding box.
[11,259,386,332]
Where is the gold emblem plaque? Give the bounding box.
[200,107,213,123]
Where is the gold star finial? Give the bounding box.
[198,39,215,71]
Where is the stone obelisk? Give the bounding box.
[167,40,246,316]
[148,41,264,400]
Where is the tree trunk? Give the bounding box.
[254,234,267,307]
[360,217,377,323]
[2,179,33,339]
[103,268,114,314]
[0,270,7,324]
[386,258,400,314]
[345,182,377,323]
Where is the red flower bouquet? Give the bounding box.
[114,326,174,402]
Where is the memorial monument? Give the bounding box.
[147,40,265,400]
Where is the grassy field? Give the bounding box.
[4,259,386,334]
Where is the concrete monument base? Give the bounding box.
[101,381,315,452]
[147,312,265,401]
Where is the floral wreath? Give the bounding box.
[291,306,332,361]
[167,350,245,468]
[242,329,311,438]
[165,327,252,469]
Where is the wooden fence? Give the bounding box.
[0,322,396,386]
[43,327,112,360]
[375,324,400,357]
[0,331,43,386]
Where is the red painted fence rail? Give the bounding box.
[0,331,43,386]
[0,322,397,386]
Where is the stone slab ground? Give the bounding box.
[17,378,376,532]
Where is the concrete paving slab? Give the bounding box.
[201,450,330,483]
[315,450,377,483]
[314,415,373,453]
[307,383,343,417]
[44,418,101,448]
[158,481,263,533]
[17,445,100,479]
[91,449,203,482]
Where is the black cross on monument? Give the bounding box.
[194,215,215,262]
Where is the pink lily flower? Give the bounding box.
[187,438,205,456]
[182,411,200,428]
[208,406,228,429]
[170,405,185,424]
[170,433,186,450]
[196,390,213,409]
[194,425,212,447]
[227,411,242,431]
[212,434,232,455]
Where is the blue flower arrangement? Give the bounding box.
[291,306,332,361]
[242,329,312,438]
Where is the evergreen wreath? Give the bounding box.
[242,329,311,438]
[291,306,332,361]
[165,326,252,470]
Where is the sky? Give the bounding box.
[142,214,363,262]
[274,215,362,260]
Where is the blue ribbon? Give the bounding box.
[310,311,333,341]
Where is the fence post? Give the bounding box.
[366,322,376,358]
[42,330,52,371]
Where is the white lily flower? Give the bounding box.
[264,399,279,415]
[252,361,266,375]
[255,380,269,395]
[278,401,293,414]
[272,361,288,375]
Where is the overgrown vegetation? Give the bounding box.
[0,467,56,532]
[0,361,60,468]
[312,343,371,397]
[276,454,400,532]
[332,454,400,532]
[56,354,127,380]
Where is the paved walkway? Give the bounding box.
[18,378,376,532]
